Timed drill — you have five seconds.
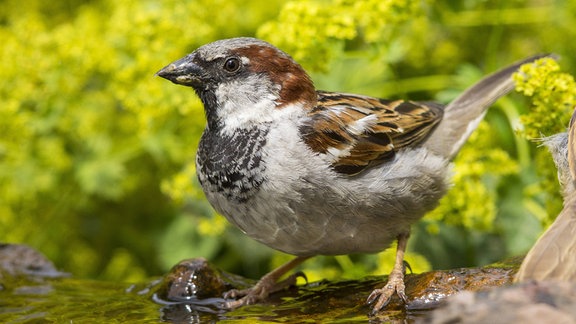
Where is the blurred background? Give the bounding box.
[1,0,575,283]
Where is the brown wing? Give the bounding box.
[300,91,444,175]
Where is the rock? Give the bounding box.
[0,243,67,295]
[155,257,242,302]
[422,281,576,324]
[405,266,514,310]
[0,243,63,278]
[153,257,517,321]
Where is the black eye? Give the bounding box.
[223,57,241,72]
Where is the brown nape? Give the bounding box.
[235,45,317,109]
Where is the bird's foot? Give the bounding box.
[223,271,307,309]
[366,268,408,314]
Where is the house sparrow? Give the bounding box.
[515,109,576,282]
[156,37,550,313]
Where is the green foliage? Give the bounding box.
[1,0,576,283]
[513,57,576,228]
[257,0,424,71]
[515,58,576,138]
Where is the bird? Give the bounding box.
[515,108,576,282]
[156,37,550,313]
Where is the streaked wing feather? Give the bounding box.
[301,91,444,175]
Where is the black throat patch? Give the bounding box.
[196,126,268,203]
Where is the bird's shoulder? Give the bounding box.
[299,90,444,175]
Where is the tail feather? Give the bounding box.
[424,54,556,160]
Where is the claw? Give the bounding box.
[366,279,405,314]
[223,288,242,300]
[368,233,410,314]
[292,270,308,284]
[366,286,392,309]
[221,256,310,310]
[403,260,413,274]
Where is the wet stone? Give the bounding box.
[423,281,576,324]
[155,258,250,302]
[0,243,60,278]
[405,266,515,310]
[151,257,519,322]
[0,243,68,301]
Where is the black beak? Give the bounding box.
[156,54,204,87]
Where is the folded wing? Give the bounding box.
[300,91,444,175]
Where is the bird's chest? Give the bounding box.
[196,127,268,203]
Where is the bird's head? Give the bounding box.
[157,37,316,130]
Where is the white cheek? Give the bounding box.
[215,76,283,134]
[213,74,313,138]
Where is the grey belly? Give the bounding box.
[205,174,446,256]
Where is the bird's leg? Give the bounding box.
[367,232,410,313]
[223,255,310,309]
